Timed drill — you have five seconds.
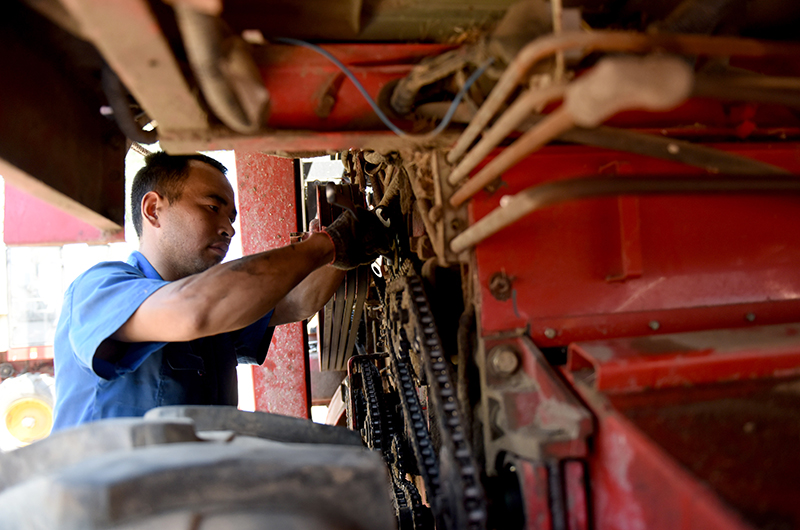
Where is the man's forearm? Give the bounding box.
[270,265,346,326]
[114,233,335,343]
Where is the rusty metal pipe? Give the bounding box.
[420,101,791,176]
[450,107,575,207]
[450,175,800,253]
[447,84,567,186]
[449,55,694,208]
[446,30,800,164]
[693,75,800,107]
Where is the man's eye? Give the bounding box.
[208,205,219,212]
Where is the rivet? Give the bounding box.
[544,328,557,339]
[745,313,756,322]
[649,320,660,331]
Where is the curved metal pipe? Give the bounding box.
[450,55,696,207]
[447,84,567,186]
[174,4,269,134]
[101,66,158,145]
[450,175,800,253]
[447,31,800,164]
[419,102,792,176]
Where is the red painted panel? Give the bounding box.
[4,183,123,245]
[256,44,452,131]
[235,152,309,419]
[473,143,800,345]
[568,323,800,393]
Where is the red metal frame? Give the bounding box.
[568,323,800,393]
[235,153,309,419]
[473,143,800,346]
[559,323,800,529]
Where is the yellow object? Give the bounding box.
[4,397,53,445]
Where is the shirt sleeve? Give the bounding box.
[67,262,169,380]
[233,309,275,365]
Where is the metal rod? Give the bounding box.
[449,107,575,207]
[447,84,567,186]
[420,100,792,176]
[450,175,800,253]
[446,30,800,164]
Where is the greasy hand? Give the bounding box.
[323,207,392,270]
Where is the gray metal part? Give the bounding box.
[0,437,394,530]
[0,418,200,492]
[144,405,364,446]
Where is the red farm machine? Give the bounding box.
[2,0,800,529]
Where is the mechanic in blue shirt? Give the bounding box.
[53,152,384,430]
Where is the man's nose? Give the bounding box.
[220,218,235,238]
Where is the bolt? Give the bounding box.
[488,272,513,301]
[544,328,557,339]
[450,218,465,232]
[649,320,660,331]
[745,313,756,322]
[489,347,520,377]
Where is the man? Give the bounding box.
[52,152,384,430]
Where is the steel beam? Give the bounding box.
[235,152,309,419]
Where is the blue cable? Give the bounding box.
[275,37,493,137]
[430,57,494,136]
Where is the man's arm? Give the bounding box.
[112,233,334,343]
[269,265,346,326]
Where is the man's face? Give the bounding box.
[158,160,237,279]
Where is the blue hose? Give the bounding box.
[275,37,493,137]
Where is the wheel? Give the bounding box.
[0,372,55,452]
[0,362,14,379]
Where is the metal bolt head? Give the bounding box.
[488,272,513,301]
[489,347,520,377]
[649,320,660,331]
[544,328,557,339]
[745,313,756,322]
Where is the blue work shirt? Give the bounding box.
[52,251,273,431]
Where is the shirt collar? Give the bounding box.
[126,251,164,281]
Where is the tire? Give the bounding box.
[0,406,395,530]
[0,372,55,452]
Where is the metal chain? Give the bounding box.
[385,274,488,530]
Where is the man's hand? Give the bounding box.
[323,207,392,270]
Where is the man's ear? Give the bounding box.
[141,191,163,229]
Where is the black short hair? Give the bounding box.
[131,151,228,237]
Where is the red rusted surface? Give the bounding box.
[564,460,589,530]
[518,459,553,530]
[3,183,123,245]
[602,376,800,529]
[568,323,800,393]
[235,152,309,418]
[485,336,592,459]
[579,401,753,530]
[473,143,800,346]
